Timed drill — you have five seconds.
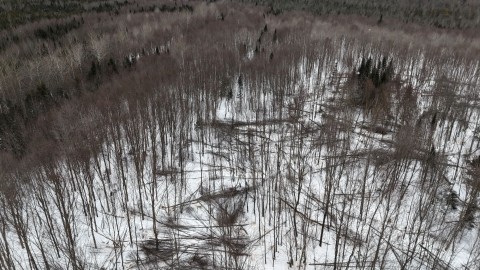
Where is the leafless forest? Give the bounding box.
[1,1,480,269]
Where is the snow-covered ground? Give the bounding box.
[2,37,480,270]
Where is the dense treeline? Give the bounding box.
[0,0,132,30]
[0,1,480,269]
[235,0,480,30]
[3,0,480,31]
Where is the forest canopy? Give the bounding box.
[0,1,479,269]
